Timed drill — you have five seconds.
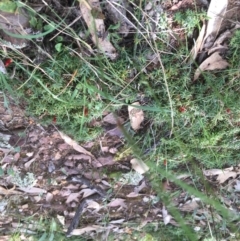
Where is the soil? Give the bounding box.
[1,0,240,240]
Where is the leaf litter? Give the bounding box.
[1,104,240,238]
[1,1,240,239]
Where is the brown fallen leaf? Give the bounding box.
[103,113,124,125]
[58,131,94,158]
[179,200,199,212]
[194,51,229,80]
[204,167,240,184]
[217,171,239,184]
[92,155,115,167]
[128,102,144,131]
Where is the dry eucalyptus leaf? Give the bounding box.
[194,52,229,80]
[130,158,149,174]
[66,192,81,204]
[79,0,117,60]
[204,167,240,184]
[79,188,97,198]
[18,187,46,194]
[188,0,228,63]
[128,102,144,131]
[217,171,239,184]
[58,131,94,157]
[67,225,104,236]
[107,198,127,208]
[201,0,228,50]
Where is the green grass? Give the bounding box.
[1,1,240,240]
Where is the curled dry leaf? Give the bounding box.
[201,0,228,50]
[58,131,94,158]
[204,167,240,184]
[79,0,117,60]
[194,52,229,80]
[130,158,149,174]
[128,102,144,131]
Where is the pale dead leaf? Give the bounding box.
[109,147,118,154]
[54,152,61,160]
[107,198,127,208]
[128,102,144,131]
[66,192,81,203]
[106,126,124,137]
[203,169,228,176]
[201,0,228,50]
[179,200,199,212]
[79,188,96,198]
[101,146,109,152]
[93,155,115,167]
[57,215,65,226]
[0,186,21,195]
[162,206,172,225]
[24,157,36,169]
[188,0,228,63]
[234,180,240,192]
[103,113,124,125]
[58,131,94,157]
[130,158,149,174]
[110,219,125,224]
[194,52,229,80]
[204,167,240,184]
[67,225,104,235]
[86,200,101,210]
[79,0,117,60]
[126,192,140,198]
[46,192,53,203]
[60,189,72,197]
[18,187,46,194]
[217,171,238,184]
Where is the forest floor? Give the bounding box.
[0,0,240,240]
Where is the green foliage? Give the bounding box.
[174,9,207,34]
[2,2,240,240]
[0,0,17,13]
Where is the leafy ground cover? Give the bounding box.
[0,0,240,240]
